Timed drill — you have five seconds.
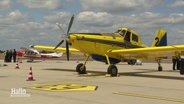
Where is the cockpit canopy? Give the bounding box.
[115,29,127,37]
[115,27,144,46]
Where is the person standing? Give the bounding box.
[172,56,177,70]
[8,49,13,62]
[176,57,181,70]
[13,49,17,63]
[180,56,184,70]
[4,50,8,62]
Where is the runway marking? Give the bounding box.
[114,92,184,103]
[29,84,97,92]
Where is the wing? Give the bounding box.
[108,45,184,60]
[30,45,80,53]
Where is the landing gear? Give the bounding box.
[158,66,163,71]
[76,56,89,74]
[76,54,119,77]
[76,63,86,74]
[180,68,184,75]
[105,54,118,77]
[157,59,163,71]
[180,58,184,75]
[107,65,118,77]
[127,60,136,65]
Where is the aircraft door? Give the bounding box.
[124,31,131,42]
[124,31,131,48]
[131,33,139,46]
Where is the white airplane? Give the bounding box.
[17,47,63,62]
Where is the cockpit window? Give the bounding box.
[115,30,121,33]
[119,30,126,36]
[115,30,126,36]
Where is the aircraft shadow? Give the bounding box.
[26,61,43,63]
[42,68,184,80]
[119,69,184,80]
[0,76,8,78]
[42,68,105,77]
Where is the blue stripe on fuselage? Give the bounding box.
[91,54,121,64]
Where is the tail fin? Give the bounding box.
[151,28,167,47]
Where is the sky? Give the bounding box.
[0,0,184,50]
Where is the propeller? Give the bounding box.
[53,40,64,50]
[54,15,74,61]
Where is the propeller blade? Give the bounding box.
[66,15,74,35]
[66,41,69,61]
[56,23,64,32]
[54,40,64,50]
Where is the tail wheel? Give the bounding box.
[128,60,136,65]
[76,63,86,74]
[107,65,118,77]
[180,68,184,75]
[158,66,163,71]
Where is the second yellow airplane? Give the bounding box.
[31,15,184,76]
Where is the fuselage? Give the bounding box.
[68,27,147,64]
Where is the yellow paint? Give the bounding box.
[114,92,184,103]
[29,84,97,92]
[151,28,167,47]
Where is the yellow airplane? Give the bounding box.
[31,15,184,76]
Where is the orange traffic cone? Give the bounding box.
[15,62,20,69]
[26,67,35,81]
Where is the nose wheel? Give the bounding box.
[107,65,118,77]
[76,63,86,74]
[76,56,89,74]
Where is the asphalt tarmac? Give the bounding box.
[0,60,184,104]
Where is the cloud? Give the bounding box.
[168,13,184,24]
[76,11,162,31]
[77,11,113,27]
[171,0,184,7]
[0,0,12,9]
[80,0,162,13]
[44,12,71,23]
[0,21,60,49]
[18,0,62,9]
[0,10,31,25]
[16,21,57,32]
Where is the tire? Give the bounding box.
[76,63,86,74]
[180,68,184,75]
[128,60,136,65]
[107,65,118,77]
[158,66,163,71]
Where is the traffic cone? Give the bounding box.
[15,62,20,69]
[26,67,35,81]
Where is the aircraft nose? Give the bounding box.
[68,34,77,44]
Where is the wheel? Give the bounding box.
[107,65,118,77]
[76,63,86,74]
[127,60,136,65]
[158,66,163,71]
[180,68,184,75]
[127,61,130,65]
[131,60,136,65]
